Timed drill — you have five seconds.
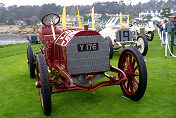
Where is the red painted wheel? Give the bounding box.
[36,53,51,115]
[118,46,147,101]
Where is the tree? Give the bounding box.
[31,16,39,25]
[69,6,77,16]
[0,10,8,23]
[0,3,5,11]
[160,8,172,18]
[130,12,138,19]
[39,3,61,18]
[83,14,88,22]
[144,15,152,20]
[6,17,15,25]
[0,0,175,25]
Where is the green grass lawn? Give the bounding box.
[0,31,176,118]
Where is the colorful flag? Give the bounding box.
[127,14,130,25]
[91,6,95,30]
[77,5,82,27]
[115,19,118,25]
[62,5,66,28]
[120,12,123,24]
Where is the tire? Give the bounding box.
[27,45,35,78]
[105,36,113,59]
[118,46,147,101]
[36,53,51,115]
[137,35,148,56]
[146,31,154,41]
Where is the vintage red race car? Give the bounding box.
[27,13,147,115]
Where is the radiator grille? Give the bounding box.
[66,36,110,75]
[116,29,132,42]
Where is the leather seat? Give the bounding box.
[39,24,62,41]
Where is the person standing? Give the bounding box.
[162,19,167,43]
[166,16,175,43]
[173,16,176,45]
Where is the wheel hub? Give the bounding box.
[138,38,144,53]
[125,68,134,78]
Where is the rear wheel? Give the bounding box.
[118,46,147,101]
[36,53,51,115]
[146,31,154,41]
[137,35,148,56]
[27,45,35,78]
[105,36,113,59]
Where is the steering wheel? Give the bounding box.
[42,13,60,27]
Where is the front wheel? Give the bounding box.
[146,31,154,41]
[118,46,147,101]
[36,53,51,115]
[137,35,148,56]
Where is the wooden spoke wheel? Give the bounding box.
[137,34,148,56]
[146,31,154,41]
[118,46,147,101]
[36,53,51,115]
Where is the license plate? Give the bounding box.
[78,43,98,52]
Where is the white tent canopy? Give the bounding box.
[151,17,162,21]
